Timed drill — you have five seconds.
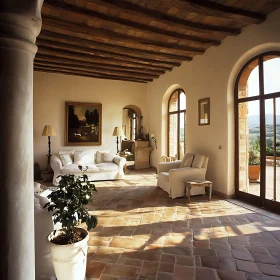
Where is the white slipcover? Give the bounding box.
[157,154,209,199]
[51,150,126,186]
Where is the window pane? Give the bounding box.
[276,98,280,202]
[265,99,274,200]
[238,100,260,196]
[169,92,178,112]
[264,56,280,94]
[169,114,178,158]
[179,91,186,110]
[179,112,185,159]
[238,59,259,99]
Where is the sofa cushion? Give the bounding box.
[74,150,95,165]
[61,164,98,174]
[58,150,75,165]
[59,154,73,166]
[180,153,194,168]
[96,163,119,172]
[192,154,205,168]
[96,151,114,163]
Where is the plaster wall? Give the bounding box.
[33,72,147,169]
[146,9,280,196]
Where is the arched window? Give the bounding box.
[168,89,186,159]
[235,51,280,212]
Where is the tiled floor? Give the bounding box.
[84,169,280,280]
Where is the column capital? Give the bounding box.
[0,0,43,54]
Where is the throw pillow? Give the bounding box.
[74,150,94,165]
[59,154,73,166]
[192,154,205,168]
[59,150,75,160]
[96,151,102,164]
[102,152,114,162]
[180,153,194,168]
[34,196,42,210]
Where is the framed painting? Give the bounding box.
[198,98,210,126]
[65,102,102,146]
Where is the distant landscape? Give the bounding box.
[248,115,280,155]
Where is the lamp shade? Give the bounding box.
[112,127,125,137]
[41,125,56,136]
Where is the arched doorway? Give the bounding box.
[235,52,280,212]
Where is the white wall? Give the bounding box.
[33,72,147,168]
[146,9,280,196]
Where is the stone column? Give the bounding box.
[0,1,43,279]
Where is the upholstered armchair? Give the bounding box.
[157,153,209,199]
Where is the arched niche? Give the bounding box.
[122,105,142,140]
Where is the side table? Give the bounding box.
[184,180,212,203]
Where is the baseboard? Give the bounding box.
[212,190,236,199]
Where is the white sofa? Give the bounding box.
[157,153,209,199]
[51,149,126,186]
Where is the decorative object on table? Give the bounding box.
[198,97,210,126]
[65,101,102,146]
[44,173,98,280]
[150,134,157,149]
[112,126,125,153]
[42,125,56,172]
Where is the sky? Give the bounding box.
[247,58,280,116]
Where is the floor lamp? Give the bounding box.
[41,125,56,172]
[112,126,125,154]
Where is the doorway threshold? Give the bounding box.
[226,198,280,222]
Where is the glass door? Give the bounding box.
[235,52,280,212]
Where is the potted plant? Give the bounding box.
[248,140,261,183]
[44,171,97,280]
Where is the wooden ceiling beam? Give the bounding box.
[35,54,164,76]
[39,30,192,62]
[43,0,220,46]
[180,0,266,24]
[42,17,206,55]
[87,0,240,36]
[36,38,181,68]
[34,60,159,79]
[37,47,172,72]
[34,65,151,83]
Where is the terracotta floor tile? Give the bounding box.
[109,236,148,250]
[158,262,174,273]
[139,261,159,280]
[161,254,176,264]
[217,269,247,280]
[175,255,195,266]
[174,265,195,280]
[257,263,280,276]
[235,260,261,273]
[102,263,139,278]
[156,272,173,280]
[196,267,218,280]
[86,261,106,278]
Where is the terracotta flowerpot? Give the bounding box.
[248,165,260,183]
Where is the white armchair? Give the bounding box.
[157,153,209,199]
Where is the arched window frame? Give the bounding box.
[234,51,280,210]
[167,88,186,159]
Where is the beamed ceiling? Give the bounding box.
[35,0,280,83]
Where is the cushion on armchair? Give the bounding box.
[180,153,194,168]
[192,154,205,168]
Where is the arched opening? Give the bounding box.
[167,89,186,160]
[235,51,280,212]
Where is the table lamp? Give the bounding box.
[112,126,125,153]
[41,125,56,172]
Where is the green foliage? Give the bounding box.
[249,140,261,165]
[43,174,98,238]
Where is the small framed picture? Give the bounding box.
[65,102,102,146]
[198,98,210,126]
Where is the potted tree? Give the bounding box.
[44,172,97,280]
[248,140,261,183]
